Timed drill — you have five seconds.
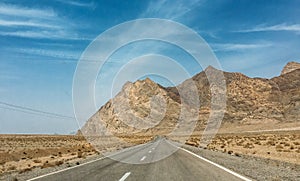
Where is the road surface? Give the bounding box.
[28,138,251,181]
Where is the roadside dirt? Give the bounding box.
[185,130,300,164]
[183,143,300,181]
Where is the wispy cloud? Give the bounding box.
[15,48,81,60]
[0,30,86,40]
[142,0,203,20]
[212,43,272,52]
[0,19,60,29]
[236,23,300,33]
[55,0,96,8]
[0,3,56,19]
[0,3,85,40]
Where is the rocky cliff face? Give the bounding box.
[81,78,183,136]
[81,62,300,136]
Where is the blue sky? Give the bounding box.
[0,0,299,134]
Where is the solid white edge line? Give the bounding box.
[168,141,252,181]
[26,156,105,181]
[119,172,131,181]
[140,156,146,161]
[26,142,152,181]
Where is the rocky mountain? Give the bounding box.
[81,62,300,137]
[281,61,300,75]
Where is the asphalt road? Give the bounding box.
[28,138,251,181]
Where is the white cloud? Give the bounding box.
[55,0,96,8]
[212,43,272,52]
[142,0,203,20]
[15,48,81,60]
[0,3,56,19]
[0,19,61,29]
[0,30,84,40]
[236,23,300,33]
[0,3,86,40]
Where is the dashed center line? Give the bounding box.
[140,156,146,161]
[148,150,152,153]
[119,172,131,181]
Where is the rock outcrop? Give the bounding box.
[281,61,300,75]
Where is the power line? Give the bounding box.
[6,57,127,64]
[0,101,75,120]
[0,106,73,120]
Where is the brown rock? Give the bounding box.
[281,61,300,75]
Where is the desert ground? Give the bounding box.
[185,130,300,164]
[0,135,97,176]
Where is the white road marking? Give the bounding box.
[148,150,152,153]
[167,141,252,181]
[140,156,146,161]
[152,148,155,150]
[119,172,131,181]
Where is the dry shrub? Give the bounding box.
[254,141,261,145]
[276,145,284,149]
[41,161,54,169]
[284,142,290,147]
[0,160,6,165]
[55,160,64,166]
[33,159,42,163]
[18,167,32,174]
[7,165,17,171]
[243,143,254,149]
[77,151,85,158]
[234,152,241,157]
[266,141,276,146]
[293,142,299,145]
[185,141,197,147]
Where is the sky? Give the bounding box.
[0,0,300,134]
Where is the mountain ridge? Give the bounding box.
[81,61,300,137]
